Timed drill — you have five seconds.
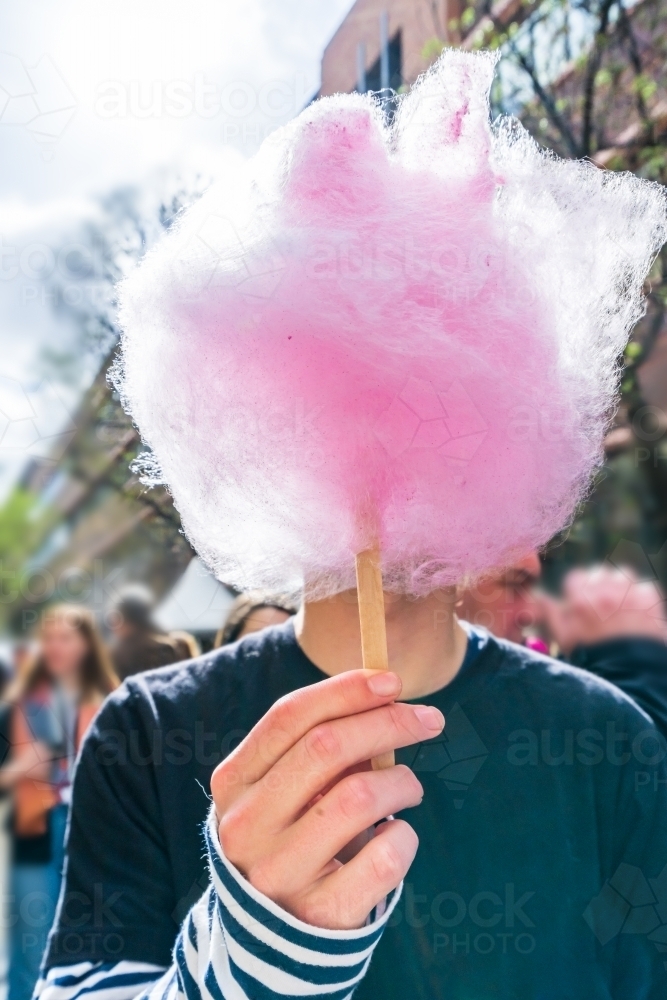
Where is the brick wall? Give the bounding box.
[320,0,462,96]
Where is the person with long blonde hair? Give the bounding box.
[1,605,118,1000]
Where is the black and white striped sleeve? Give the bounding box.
[36,809,402,1000]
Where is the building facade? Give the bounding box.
[320,0,452,97]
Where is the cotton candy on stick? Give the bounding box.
[115,50,667,762]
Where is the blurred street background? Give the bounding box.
[0,0,666,995]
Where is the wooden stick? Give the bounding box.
[355,547,395,770]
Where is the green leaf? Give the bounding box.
[461,6,476,28]
[422,37,446,62]
[624,341,643,359]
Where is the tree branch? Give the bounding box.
[580,0,617,156]
[505,33,582,155]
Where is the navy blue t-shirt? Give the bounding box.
[571,636,667,741]
[46,621,667,999]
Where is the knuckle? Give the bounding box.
[217,802,249,858]
[337,670,366,709]
[246,857,280,899]
[217,815,236,857]
[394,763,423,795]
[210,761,233,803]
[303,722,342,766]
[298,889,360,930]
[371,840,405,884]
[338,774,376,819]
[386,702,412,736]
[297,898,319,927]
[298,892,332,929]
[271,692,300,732]
[401,820,420,854]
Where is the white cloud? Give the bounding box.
[0,0,354,497]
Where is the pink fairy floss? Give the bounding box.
[114,49,667,598]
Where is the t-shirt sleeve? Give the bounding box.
[44,685,179,968]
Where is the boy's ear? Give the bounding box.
[283,95,390,217]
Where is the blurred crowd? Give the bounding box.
[0,554,665,1000]
[0,586,296,1000]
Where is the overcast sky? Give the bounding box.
[0,0,354,497]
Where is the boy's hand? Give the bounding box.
[210,669,444,930]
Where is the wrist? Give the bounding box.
[206,806,403,935]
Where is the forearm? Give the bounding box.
[38,809,400,1000]
[0,747,51,789]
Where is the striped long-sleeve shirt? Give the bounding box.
[36,810,401,1000]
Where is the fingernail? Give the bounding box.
[367,671,402,697]
[413,705,445,732]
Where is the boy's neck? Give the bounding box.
[294,589,468,700]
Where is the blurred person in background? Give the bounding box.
[0,655,12,700]
[214,591,297,647]
[462,553,667,739]
[110,585,181,680]
[0,605,118,1000]
[11,644,32,680]
[168,631,201,661]
[537,564,667,739]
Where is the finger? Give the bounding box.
[302,819,418,930]
[258,766,423,893]
[211,669,402,808]
[244,702,443,830]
